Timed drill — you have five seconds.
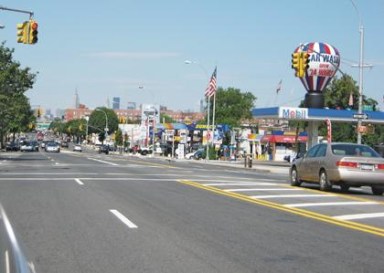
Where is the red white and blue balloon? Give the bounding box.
[294,42,340,92]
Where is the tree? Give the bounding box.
[115,128,123,146]
[88,107,119,143]
[65,118,87,143]
[0,42,37,146]
[49,118,65,135]
[160,113,175,123]
[212,87,257,128]
[315,74,382,146]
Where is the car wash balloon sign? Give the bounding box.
[294,42,340,108]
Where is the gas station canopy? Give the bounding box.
[252,107,384,124]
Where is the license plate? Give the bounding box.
[360,164,374,171]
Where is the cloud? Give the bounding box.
[85,51,180,59]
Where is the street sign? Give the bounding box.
[353,113,368,119]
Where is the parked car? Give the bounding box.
[185,149,205,160]
[20,141,36,152]
[5,142,20,151]
[290,142,384,195]
[30,141,39,151]
[73,144,82,152]
[138,146,153,156]
[98,144,109,154]
[184,149,205,160]
[61,141,69,148]
[45,142,60,153]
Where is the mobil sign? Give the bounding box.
[279,107,308,120]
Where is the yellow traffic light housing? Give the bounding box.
[291,52,300,77]
[16,21,29,44]
[28,20,38,44]
[298,52,310,78]
[302,52,310,70]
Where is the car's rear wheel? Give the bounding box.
[290,167,301,186]
[371,186,384,196]
[319,170,332,191]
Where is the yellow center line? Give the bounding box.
[179,180,384,238]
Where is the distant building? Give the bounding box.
[113,97,120,110]
[64,104,91,121]
[63,104,204,125]
[74,90,80,108]
[127,101,136,110]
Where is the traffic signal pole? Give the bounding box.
[0,5,34,18]
[0,5,38,45]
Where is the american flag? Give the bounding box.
[276,79,282,93]
[205,66,217,98]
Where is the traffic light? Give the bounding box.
[291,52,300,77]
[16,21,28,44]
[28,20,38,44]
[298,52,310,78]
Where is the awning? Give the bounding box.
[156,123,188,130]
[261,135,308,143]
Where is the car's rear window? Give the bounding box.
[331,144,380,157]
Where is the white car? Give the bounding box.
[20,143,34,152]
[45,142,60,153]
[73,144,82,152]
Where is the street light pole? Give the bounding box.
[357,24,364,144]
[185,60,210,159]
[350,0,365,144]
[84,116,89,144]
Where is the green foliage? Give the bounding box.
[115,128,123,146]
[315,74,382,146]
[0,42,37,145]
[160,113,175,123]
[212,87,257,127]
[207,145,218,160]
[49,118,65,134]
[88,107,119,135]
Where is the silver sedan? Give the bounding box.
[290,142,384,195]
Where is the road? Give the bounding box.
[0,148,384,273]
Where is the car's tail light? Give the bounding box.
[377,164,384,170]
[336,161,358,168]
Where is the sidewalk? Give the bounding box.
[122,152,290,175]
[187,158,290,175]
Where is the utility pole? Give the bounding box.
[350,0,372,144]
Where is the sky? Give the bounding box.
[1,0,383,114]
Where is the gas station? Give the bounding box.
[252,106,384,149]
[250,41,384,161]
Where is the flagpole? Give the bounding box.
[206,95,210,160]
[204,66,217,161]
[211,92,216,149]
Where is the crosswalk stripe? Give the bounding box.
[224,188,300,192]
[251,194,336,199]
[333,212,384,220]
[203,182,278,186]
[285,201,379,208]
